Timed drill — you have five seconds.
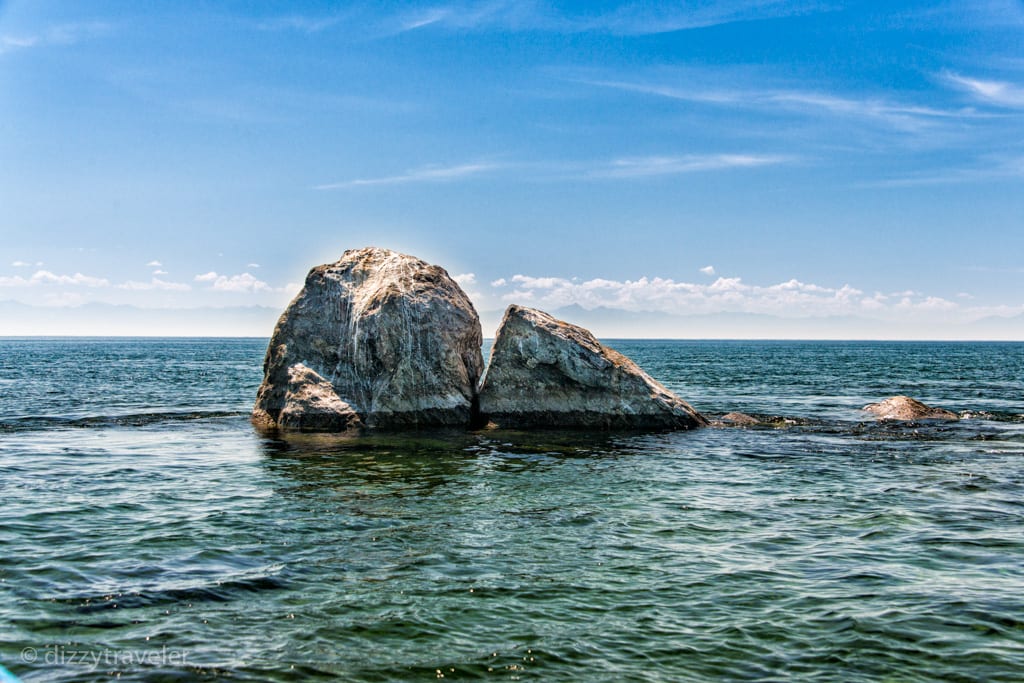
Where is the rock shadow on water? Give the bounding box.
[256,425,647,492]
[256,428,481,490]
[471,426,651,461]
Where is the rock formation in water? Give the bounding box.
[716,412,761,426]
[862,395,959,421]
[253,247,484,431]
[711,412,798,428]
[478,305,707,430]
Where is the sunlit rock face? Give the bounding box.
[478,305,707,430]
[253,247,484,431]
[862,395,959,421]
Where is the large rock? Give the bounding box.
[862,395,959,421]
[478,305,707,430]
[253,247,484,431]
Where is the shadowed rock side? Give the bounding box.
[863,395,959,421]
[478,305,707,430]
[253,247,484,431]
[260,363,362,432]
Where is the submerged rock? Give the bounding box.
[478,305,707,430]
[711,412,798,428]
[253,247,484,431]
[862,395,959,421]
[717,412,761,426]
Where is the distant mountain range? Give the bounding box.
[3,300,1022,340]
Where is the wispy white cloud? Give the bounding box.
[315,154,788,189]
[945,72,1024,108]
[314,162,502,189]
[389,0,831,36]
[146,260,162,267]
[579,0,832,35]
[0,22,110,56]
[390,1,549,34]
[587,154,789,178]
[587,78,981,132]
[700,265,716,276]
[398,7,455,31]
[247,263,261,269]
[194,271,272,293]
[249,2,534,38]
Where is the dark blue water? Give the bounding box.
[1,339,1023,682]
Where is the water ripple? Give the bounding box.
[1,339,1023,681]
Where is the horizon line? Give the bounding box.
[2,335,1022,343]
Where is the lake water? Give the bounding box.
[1,338,1023,681]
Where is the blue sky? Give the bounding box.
[1,0,1023,337]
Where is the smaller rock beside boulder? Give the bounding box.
[478,305,707,430]
[862,395,959,421]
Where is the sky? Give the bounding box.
[1,0,1023,338]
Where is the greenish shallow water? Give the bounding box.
[1,338,1023,682]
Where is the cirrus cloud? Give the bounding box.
[315,162,501,190]
[944,72,1024,109]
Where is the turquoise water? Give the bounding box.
[1,338,1023,681]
